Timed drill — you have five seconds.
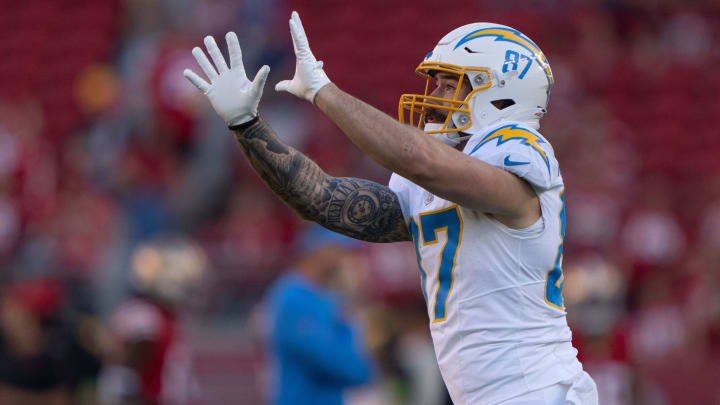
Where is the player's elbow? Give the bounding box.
[296,208,315,222]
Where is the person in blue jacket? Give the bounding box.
[265,225,375,405]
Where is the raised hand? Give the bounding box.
[184,32,270,126]
[275,11,331,104]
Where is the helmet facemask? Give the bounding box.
[399,61,492,146]
[399,23,554,144]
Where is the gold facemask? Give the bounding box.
[398,61,493,135]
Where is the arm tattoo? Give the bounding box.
[232,118,410,243]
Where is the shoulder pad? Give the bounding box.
[465,123,559,189]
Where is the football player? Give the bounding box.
[184,11,599,405]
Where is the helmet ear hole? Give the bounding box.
[491,99,516,110]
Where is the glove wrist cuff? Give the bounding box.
[229,116,260,131]
[227,111,258,127]
[310,81,332,105]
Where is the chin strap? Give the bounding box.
[425,112,542,147]
[429,132,461,147]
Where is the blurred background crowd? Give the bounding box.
[1,0,720,404]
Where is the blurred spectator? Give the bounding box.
[369,300,450,405]
[264,226,375,405]
[620,178,686,275]
[626,272,686,365]
[98,237,205,405]
[0,279,102,405]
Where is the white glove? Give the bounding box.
[183,32,270,126]
[275,11,331,104]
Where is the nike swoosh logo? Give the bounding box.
[504,155,530,166]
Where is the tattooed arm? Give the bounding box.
[181,32,408,241]
[231,117,410,243]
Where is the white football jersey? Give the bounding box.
[389,122,585,405]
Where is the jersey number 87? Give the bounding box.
[409,196,566,323]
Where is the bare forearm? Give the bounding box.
[315,84,441,179]
[314,85,502,205]
[314,85,540,221]
[231,118,410,242]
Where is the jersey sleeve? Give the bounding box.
[388,173,411,224]
[467,124,558,190]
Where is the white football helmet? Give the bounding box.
[399,23,554,146]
